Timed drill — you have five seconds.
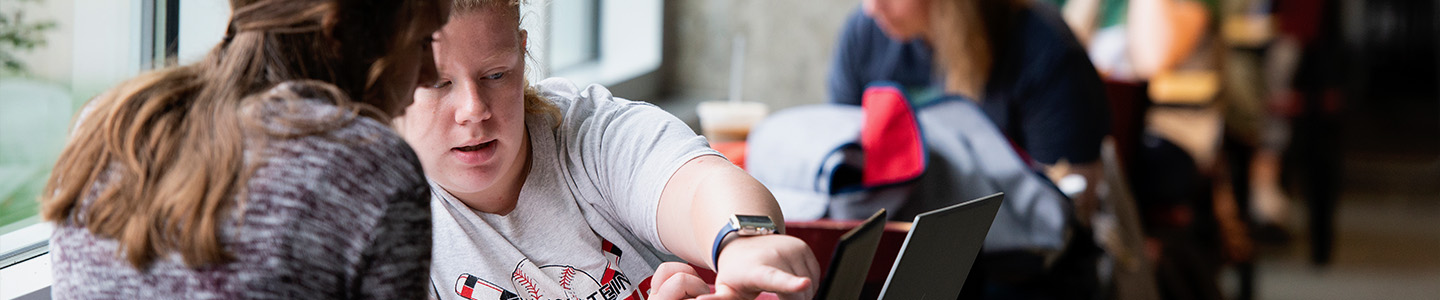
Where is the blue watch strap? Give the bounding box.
[711,221,738,270]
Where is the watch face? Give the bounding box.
[735,215,773,225]
[734,215,776,235]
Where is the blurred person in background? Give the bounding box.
[1215,0,1297,246]
[41,0,449,298]
[1056,0,1213,81]
[394,1,821,299]
[1269,0,1345,267]
[1056,0,1270,299]
[828,0,1111,298]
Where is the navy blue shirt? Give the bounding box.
[827,4,1110,164]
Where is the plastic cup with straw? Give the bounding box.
[698,35,769,143]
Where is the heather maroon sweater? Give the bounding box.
[49,83,432,299]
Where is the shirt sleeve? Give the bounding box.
[356,180,433,299]
[542,79,720,253]
[827,8,871,106]
[335,123,434,299]
[278,116,433,299]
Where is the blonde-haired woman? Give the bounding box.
[43,0,449,298]
[829,0,1110,299]
[832,0,1110,172]
[394,1,821,299]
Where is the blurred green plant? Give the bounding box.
[1,0,57,74]
[0,167,45,232]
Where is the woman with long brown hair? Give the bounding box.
[42,0,448,298]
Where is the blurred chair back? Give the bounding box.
[1102,79,1151,176]
[1098,138,1161,300]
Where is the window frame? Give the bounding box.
[0,222,53,299]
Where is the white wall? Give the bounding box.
[177,0,229,65]
[69,0,146,101]
[663,0,859,111]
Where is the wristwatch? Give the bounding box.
[711,214,778,269]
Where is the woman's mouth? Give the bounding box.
[454,140,493,152]
[451,140,497,165]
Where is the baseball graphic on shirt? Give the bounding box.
[449,238,649,300]
[455,273,521,300]
[510,263,602,300]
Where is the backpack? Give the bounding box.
[746,83,1072,253]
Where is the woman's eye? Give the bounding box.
[427,80,451,89]
[484,72,505,80]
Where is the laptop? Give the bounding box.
[814,209,889,300]
[878,193,1004,300]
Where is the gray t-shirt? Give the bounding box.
[429,78,718,300]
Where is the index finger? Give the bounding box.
[720,265,811,295]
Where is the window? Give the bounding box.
[1,0,205,297]
[529,0,662,87]
[2,0,151,235]
[547,0,599,73]
[0,0,224,235]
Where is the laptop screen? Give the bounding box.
[878,193,1004,300]
[814,209,888,300]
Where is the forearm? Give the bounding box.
[1128,0,1210,78]
[656,155,786,269]
[1061,0,1102,45]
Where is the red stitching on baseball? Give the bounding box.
[512,269,542,299]
[559,267,577,290]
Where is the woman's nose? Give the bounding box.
[454,82,491,125]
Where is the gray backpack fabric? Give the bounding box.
[746,99,1071,252]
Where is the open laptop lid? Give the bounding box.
[878,193,1004,300]
[814,209,888,300]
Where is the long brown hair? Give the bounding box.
[41,0,444,269]
[453,0,562,124]
[928,0,1025,100]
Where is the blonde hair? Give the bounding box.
[453,0,563,124]
[41,0,444,269]
[928,0,1025,101]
